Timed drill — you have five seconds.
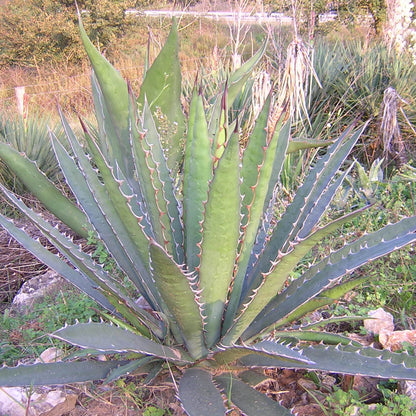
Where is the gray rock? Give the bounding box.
[11,270,70,313]
[0,386,77,416]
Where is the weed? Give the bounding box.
[326,385,415,416]
[0,289,99,365]
[143,406,167,416]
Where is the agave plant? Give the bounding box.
[1,18,416,416]
[0,114,64,194]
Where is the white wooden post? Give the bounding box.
[15,86,26,117]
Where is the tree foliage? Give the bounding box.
[0,0,135,67]
[335,0,387,33]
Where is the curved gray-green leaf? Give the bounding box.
[53,323,192,364]
[0,142,90,238]
[0,360,129,387]
[178,368,226,416]
[239,342,416,380]
[214,374,293,416]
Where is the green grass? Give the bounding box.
[0,289,100,366]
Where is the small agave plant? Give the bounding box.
[1,18,416,416]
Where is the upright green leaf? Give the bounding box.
[223,99,289,332]
[79,16,131,176]
[208,40,268,143]
[198,133,241,348]
[242,122,366,301]
[150,241,207,360]
[53,121,161,310]
[183,88,213,272]
[133,100,184,262]
[138,18,185,172]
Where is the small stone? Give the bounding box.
[31,390,77,416]
[363,308,394,335]
[0,387,77,416]
[292,403,326,416]
[297,378,317,391]
[0,387,28,416]
[37,347,64,363]
[12,270,70,313]
[379,329,416,351]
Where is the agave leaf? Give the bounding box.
[53,323,192,364]
[208,40,268,146]
[90,73,115,162]
[138,18,185,172]
[287,138,333,153]
[239,343,416,380]
[245,120,291,269]
[183,88,213,273]
[142,360,164,385]
[297,167,354,240]
[198,132,241,348]
[261,205,368,294]
[0,142,90,238]
[89,77,151,230]
[178,368,226,416]
[0,193,117,315]
[212,341,313,367]
[142,99,184,263]
[214,374,292,416]
[150,241,207,360]
[104,357,154,383]
[0,185,163,337]
[245,276,368,340]
[260,119,292,223]
[245,216,416,340]
[78,17,131,176]
[241,124,366,314]
[241,122,367,302]
[224,101,289,332]
[52,124,162,310]
[0,360,130,387]
[299,315,368,331]
[272,330,360,346]
[238,369,270,387]
[213,86,228,161]
[134,99,184,262]
[76,116,153,268]
[223,207,369,345]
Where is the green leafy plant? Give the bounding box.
[1,17,416,416]
[0,290,99,366]
[326,385,415,416]
[0,114,65,193]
